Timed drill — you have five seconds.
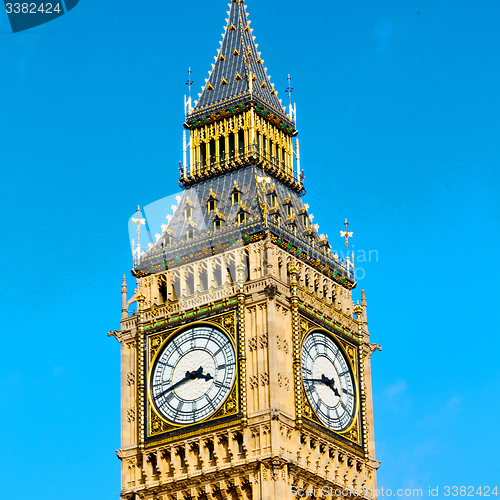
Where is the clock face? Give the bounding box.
[301,331,356,431]
[150,326,236,425]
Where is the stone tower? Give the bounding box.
[109,1,380,498]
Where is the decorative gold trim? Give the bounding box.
[145,417,241,448]
[358,343,369,458]
[137,291,146,451]
[289,264,302,429]
[298,315,362,445]
[146,312,239,439]
[237,280,247,425]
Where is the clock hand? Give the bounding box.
[303,377,340,397]
[157,367,214,399]
[190,366,213,382]
[321,374,340,397]
[156,368,200,398]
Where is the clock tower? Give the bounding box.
[109,1,380,499]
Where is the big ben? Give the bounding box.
[109,1,380,498]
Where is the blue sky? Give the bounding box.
[1,0,499,497]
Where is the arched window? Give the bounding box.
[213,265,222,287]
[209,139,216,166]
[229,133,235,159]
[238,130,245,156]
[200,143,206,168]
[219,136,225,163]
[268,193,277,207]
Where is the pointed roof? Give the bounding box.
[189,0,287,121]
[133,166,354,288]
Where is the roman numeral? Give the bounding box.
[342,388,353,396]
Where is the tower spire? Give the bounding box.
[189,0,288,121]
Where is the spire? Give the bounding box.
[121,275,128,319]
[190,0,286,120]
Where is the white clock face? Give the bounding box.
[301,331,356,431]
[150,326,236,425]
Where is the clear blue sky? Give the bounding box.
[1,0,499,497]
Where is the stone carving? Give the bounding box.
[260,372,269,386]
[258,332,268,349]
[277,373,289,390]
[277,335,289,354]
[126,372,135,386]
[126,408,135,422]
[264,283,278,299]
[248,336,258,351]
[249,375,259,389]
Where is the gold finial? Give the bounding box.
[340,219,353,269]
[256,175,271,226]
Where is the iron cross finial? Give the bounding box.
[340,218,353,259]
[185,67,194,99]
[132,205,145,244]
[286,74,294,114]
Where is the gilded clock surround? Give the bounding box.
[146,312,242,442]
[298,318,363,452]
